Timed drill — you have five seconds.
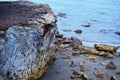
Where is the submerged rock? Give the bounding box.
[115,32,120,35]
[57,12,66,18]
[0,1,57,80]
[81,23,90,27]
[74,29,82,34]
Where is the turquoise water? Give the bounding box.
[30,0,120,46]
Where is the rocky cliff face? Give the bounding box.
[0,1,57,80]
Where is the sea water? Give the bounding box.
[1,0,120,47]
[31,0,120,47]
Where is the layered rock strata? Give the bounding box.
[0,1,57,80]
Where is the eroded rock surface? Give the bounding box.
[0,1,57,80]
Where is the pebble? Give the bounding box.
[70,61,76,67]
[57,12,66,18]
[115,32,120,35]
[81,23,90,27]
[106,61,117,70]
[74,29,82,34]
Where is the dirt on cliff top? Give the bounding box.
[0,1,53,30]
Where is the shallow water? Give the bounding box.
[3,0,120,47]
[29,0,120,47]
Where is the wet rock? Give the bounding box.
[67,54,73,59]
[79,62,85,72]
[115,32,120,35]
[87,55,97,60]
[71,75,81,79]
[70,61,76,67]
[57,12,66,18]
[98,51,106,56]
[107,53,114,58]
[0,1,57,80]
[71,52,80,56]
[63,29,71,32]
[62,37,72,44]
[55,33,63,38]
[80,74,89,80]
[54,38,62,45]
[62,40,71,44]
[71,37,82,47]
[71,72,88,80]
[78,45,116,58]
[78,45,100,55]
[99,29,107,33]
[95,73,104,79]
[100,62,107,66]
[94,44,116,54]
[81,23,90,27]
[110,76,120,80]
[115,71,120,75]
[72,71,83,75]
[74,29,82,34]
[106,61,117,70]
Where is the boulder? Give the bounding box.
[0,1,57,80]
[94,44,116,54]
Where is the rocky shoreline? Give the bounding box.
[0,1,120,80]
[40,33,120,80]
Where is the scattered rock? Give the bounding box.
[87,55,97,60]
[71,52,80,56]
[81,74,89,80]
[79,62,85,72]
[70,61,77,67]
[62,40,71,44]
[71,37,82,47]
[62,37,72,44]
[71,75,81,79]
[74,29,82,34]
[54,38,62,45]
[100,62,107,66]
[115,32,120,35]
[106,61,117,70]
[115,71,120,75]
[95,73,104,79]
[72,71,83,75]
[63,30,71,32]
[98,51,106,56]
[78,44,116,58]
[94,44,116,54]
[78,45,100,55]
[92,19,97,22]
[57,12,66,18]
[107,53,114,58]
[81,23,90,27]
[71,71,88,80]
[67,54,73,59]
[110,76,119,80]
[99,29,107,33]
[55,33,63,38]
